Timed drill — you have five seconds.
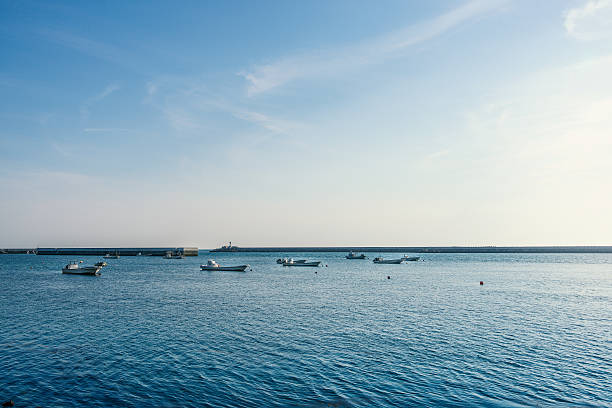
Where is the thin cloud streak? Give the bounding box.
[144,77,301,135]
[39,29,126,65]
[93,84,120,101]
[80,83,120,120]
[241,0,508,96]
[424,149,451,160]
[230,110,292,134]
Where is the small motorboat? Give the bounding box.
[373,257,403,264]
[276,258,307,264]
[282,258,321,267]
[402,256,420,262]
[103,252,120,259]
[164,251,185,259]
[62,261,101,275]
[346,252,367,259]
[201,260,249,272]
[94,261,107,267]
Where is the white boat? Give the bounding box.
[402,256,420,262]
[346,252,367,259]
[103,252,120,259]
[201,260,249,272]
[282,258,321,267]
[373,257,403,264]
[62,261,101,275]
[164,251,185,259]
[276,258,307,264]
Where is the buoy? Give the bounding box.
[325,264,328,267]
[387,276,390,279]
[315,271,317,274]
[480,281,484,285]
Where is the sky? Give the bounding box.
[1,0,611,248]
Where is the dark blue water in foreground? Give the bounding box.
[1,253,611,407]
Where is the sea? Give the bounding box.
[1,252,610,407]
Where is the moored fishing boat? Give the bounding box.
[346,252,367,259]
[62,261,101,275]
[282,259,321,267]
[201,260,249,272]
[103,252,120,259]
[373,257,403,264]
[276,258,307,264]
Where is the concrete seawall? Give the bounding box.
[209,246,612,253]
[33,247,199,256]
[0,248,35,254]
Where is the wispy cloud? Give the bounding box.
[39,29,127,66]
[162,107,202,131]
[146,82,158,96]
[81,83,120,119]
[241,0,508,95]
[565,0,612,40]
[51,142,71,158]
[424,149,451,160]
[145,78,300,136]
[94,83,120,101]
[203,98,299,135]
[463,53,612,166]
[229,109,294,134]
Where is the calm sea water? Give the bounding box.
[1,252,610,407]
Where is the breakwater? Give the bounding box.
[210,246,612,253]
[34,247,199,256]
[0,248,35,254]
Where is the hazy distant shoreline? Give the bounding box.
[210,246,612,253]
[3,246,612,255]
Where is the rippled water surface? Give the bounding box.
[1,252,611,407]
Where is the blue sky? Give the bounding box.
[1,0,611,247]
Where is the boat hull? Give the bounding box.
[282,261,321,267]
[201,265,249,272]
[346,255,366,259]
[62,267,101,275]
[373,259,403,264]
[403,257,420,262]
